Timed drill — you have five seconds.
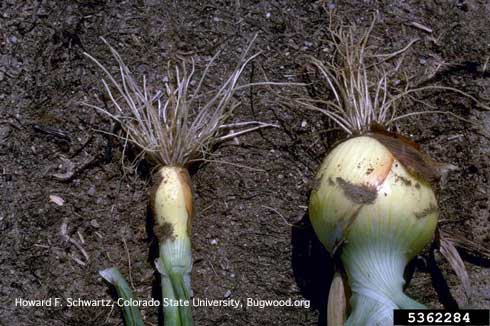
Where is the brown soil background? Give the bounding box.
[1,1,489,325]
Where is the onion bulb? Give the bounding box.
[310,135,438,325]
[152,166,194,325]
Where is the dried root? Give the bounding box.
[84,36,274,167]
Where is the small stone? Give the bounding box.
[88,185,96,196]
[224,290,232,298]
[49,195,64,206]
[210,239,218,245]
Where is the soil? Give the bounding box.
[1,1,489,325]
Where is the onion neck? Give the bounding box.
[157,238,193,326]
[342,242,425,326]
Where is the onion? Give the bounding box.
[296,17,459,325]
[310,136,438,325]
[152,166,194,325]
[84,36,270,326]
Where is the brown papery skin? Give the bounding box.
[368,123,449,184]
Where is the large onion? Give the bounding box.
[309,135,438,325]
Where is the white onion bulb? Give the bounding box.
[310,136,438,325]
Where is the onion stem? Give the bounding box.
[160,271,180,326]
[342,242,426,325]
[169,271,193,325]
[157,256,193,326]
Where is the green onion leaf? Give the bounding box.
[100,267,144,326]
